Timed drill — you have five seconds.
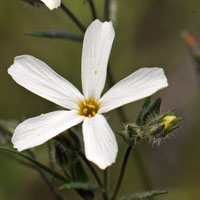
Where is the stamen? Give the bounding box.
[88,104,96,109]
[79,99,100,118]
[83,108,88,115]
[94,70,97,75]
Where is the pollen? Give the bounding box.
[79,99,100,118]
[83,108,88,115]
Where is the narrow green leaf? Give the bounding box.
[59,182,101,192]
[26,30,83,42]
[22,0,42,7]
[0,146,68,182]
[119,190,168,200]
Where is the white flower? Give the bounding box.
[40,0,61,10]
[8,20,168,169]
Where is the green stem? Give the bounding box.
[87,0,97,20]
[79,152,109,200]
[111,146,132,200]
[107,64,153,192]
[104,0,110,20]
[103,168,109,200]
[79,152,102,187]
[60,3,86,32]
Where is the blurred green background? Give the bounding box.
[1,0,200,199]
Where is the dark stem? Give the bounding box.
[79,152,110,200]
[111,146,132,200]
[104,0,110,21]
[60,3,86,32]
[87,0,97,20]
[107,65,153,192]
[103,169,109,200]
[107,66,128,123]
[79,152,102,187]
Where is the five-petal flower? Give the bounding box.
[8,20,168,169]
[41,0,61,10]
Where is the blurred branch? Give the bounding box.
[60,2,86,32]
[87,0,97,20]
[111,146,132,200]
[182,31,200,85]
[79,152,102,187]
[104,0,110,20]
[0,127,64,200]
[26,30,83,42]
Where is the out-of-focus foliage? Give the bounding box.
[0,0,200,200]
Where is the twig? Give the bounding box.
[79,152,102,187]
[60,2,86,32]
[104,168,109,200]
[104,0,110,21]
[87,0,97,20]
[111,146,132,200]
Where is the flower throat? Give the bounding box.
[79,99,100,118]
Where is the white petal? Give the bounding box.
[81,20,115,100]
[8,55,84,110]
[12,110,85,151]
[82,114,118,169]
[41,0,61,10]
[99,68,168,113]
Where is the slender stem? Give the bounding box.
[107,65,128,123]
[87,0,97,20]
[103,169,109,200]
[108,64,153,192]
[60,3,86,32]
[0,128,61,199]
[79,152,110,200]
[111,146,132,200]
[79,152,102,187]
[104,0,110,21]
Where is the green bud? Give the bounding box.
[119,97,183,146]
[53,129,81,170]
[118,123,144,146]
[160,116,176,131]
[55,129,81,151]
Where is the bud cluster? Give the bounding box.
[119,97,183,146]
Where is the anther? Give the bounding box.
[92,111,96,116]
[83,101,87,106]
[88,104,96,109]
[83,108,88,115]
[88,114,92,118]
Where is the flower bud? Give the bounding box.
[160,116,176,131]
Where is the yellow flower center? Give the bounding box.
[79,99,100,118]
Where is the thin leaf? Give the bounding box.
[26,30,83,42]
[59,182,101,192]
[0,146,68,182]
[119,190,168,200]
